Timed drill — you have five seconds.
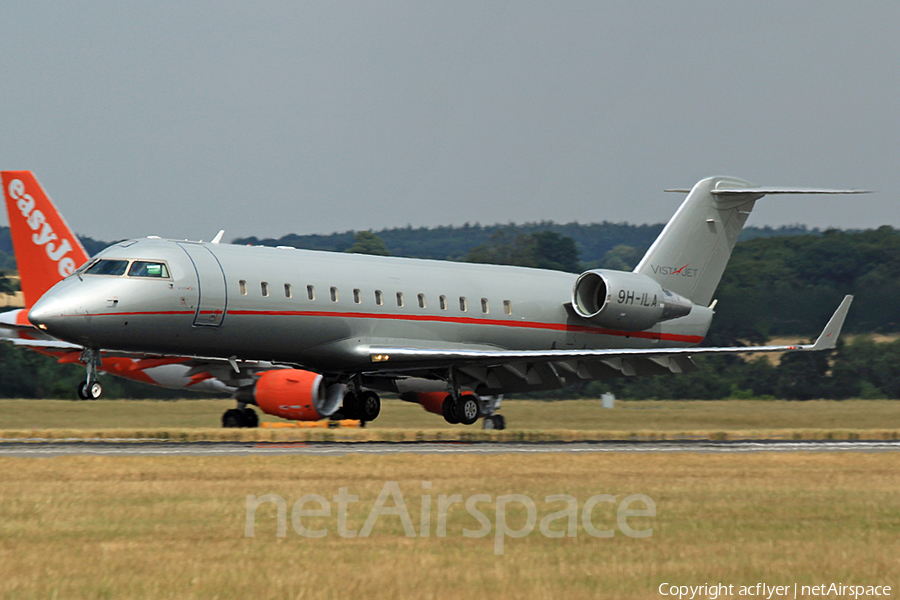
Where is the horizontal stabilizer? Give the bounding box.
[665,187,871,196]
[710,187,871,196]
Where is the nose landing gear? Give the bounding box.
[76,348,103,400]
[77,380,102,400]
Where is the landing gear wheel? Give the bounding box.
[242,407,259,428]
[483,414,506,430]
[340,391,360,420]
[358,391,381,422]
[442,395,460,424]
[222,408,260,428]
[222,409,243,428]
[78,381,102,400]
[457,395,480,425]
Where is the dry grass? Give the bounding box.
[1,399,900,442]
[0,452,898,599]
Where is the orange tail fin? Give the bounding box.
[2,171,90,306]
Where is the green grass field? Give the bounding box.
[1,398,899,441]
[1,399,899,598]
[1,452,898,599]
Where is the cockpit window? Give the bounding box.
[85,259,129,276]
[128,261,170,278]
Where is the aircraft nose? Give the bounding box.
[27,278,96,342]
[28,293,68,332]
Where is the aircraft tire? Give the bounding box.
[457,396,479,426]
[242,407,259,428]
[483,415,506,430]
[341,391,360,420]
[442,396,460,424]
[79,381,102,400]
[222,409,243,428]
[359,391,381,422]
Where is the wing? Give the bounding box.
[364,296,852,392]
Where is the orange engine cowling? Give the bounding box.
[250,369,345,421]
[407,391,477,416]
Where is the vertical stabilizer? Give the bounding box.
[634,177,760,306]
[2,171,90,306]
[634,177,868,306]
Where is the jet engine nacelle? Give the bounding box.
[238,369,345,421]
[571,269,693,331]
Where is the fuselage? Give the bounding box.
[28,238,713,374]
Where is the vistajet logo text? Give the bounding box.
[7,179,77,277]
[245,481,656,555]
[649,264,698,278]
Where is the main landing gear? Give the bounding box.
[441,394,480,425]
[440,395,505,428]
[482,414,506,430]
[441,369,505,428]
[76,348,103,400]
[335,389,382,423]
[222,406,259,428]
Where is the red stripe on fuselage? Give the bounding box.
[230,308,705,344]
[55,308,704,344]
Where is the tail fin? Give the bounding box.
[634,176,868,306]
[2,171,90,306]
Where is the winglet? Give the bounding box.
[808,295,853,351]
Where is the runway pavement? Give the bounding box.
[0,439,898,457]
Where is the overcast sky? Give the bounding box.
[1,2,897,241]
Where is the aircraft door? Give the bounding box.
[177,243,227,327]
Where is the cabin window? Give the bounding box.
[330,287,339,302]
[307,285,316,301]
[261,282,269,297]
[284,284,293,298]
[459,297,467,312]
[375,290,384,306]
[128,261,170,278]
[239,280,248,296]
[481,298,489,314]
[353,289,361,304]
[417,293,426,309]
[503,300,512,315]
[396,292,405,307]
[85,259,129,277]
[439,295,447,310]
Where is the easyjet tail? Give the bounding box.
[2,171,89,306]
